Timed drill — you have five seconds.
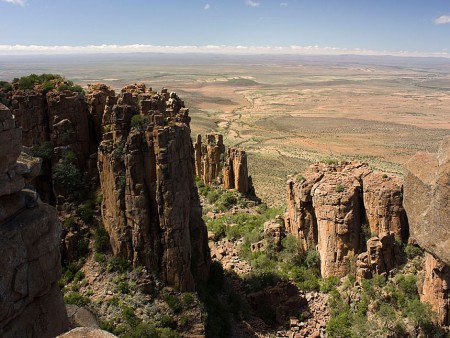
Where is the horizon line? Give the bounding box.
[0,44,449,59]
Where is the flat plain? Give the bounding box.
[1,53,449,205]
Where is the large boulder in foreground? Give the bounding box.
[404,136,450,265]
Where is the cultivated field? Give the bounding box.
[1,54,449,205]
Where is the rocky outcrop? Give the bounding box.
[404,136,450,265]
[9,87,108,204]
[10,90,48,147]
[194,133,225,186]
[98,86,210,291]
[356,233,405,281]
[223,147,254,195]
[421,253,449,326]
[86,84,115,143]
[0,103,69,337]
[285,161,408,278]
[404,137,450,326]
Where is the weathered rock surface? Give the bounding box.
[404,137,450,326]
[0,103,69,337]
[285,161,408,278]
[421,252,449,326]
[194,133,225,186]
[223,147,254,195]
[98,86,210,291]
[404,136,450,265]
[86,84,115,143]
[356,233,405,281]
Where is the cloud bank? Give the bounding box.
[0,44,448,58]
[204,3,210,10]
[434,14,450,24]
[1,0,26,6]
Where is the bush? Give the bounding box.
[122,305,140,327]
[335,184,345,193]
[165,294,183,314]
[64,292,90,307]
[216,191,238,211]
[0,80,12,92]
[106,256,131,273]
[159,315,177,329]
[30,141,52,160]
[404,244,423,259]
[131,114,149,131]
[305,249,320,269]
[117,281,130,294]
[53,152,85,202]
[76,200,95,222]
[320,276,340,292]
[94,226,111,253]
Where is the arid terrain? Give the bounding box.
[1,53,449,205]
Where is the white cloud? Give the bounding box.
[0,44,448,58]
[1,0,26,6]
[280,2,288,7]
[204,3,210,10]
[433,14,450,24]
[245,0,260,8]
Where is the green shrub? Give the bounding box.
[53,152,85,202]
[165,294,182,314]
[305,249,320,269]
[216,191,238,211]
[94,226,111,253]
[404,244,423,259]
[122,305,140,327]
[182,292,194,308]
[0,81,12,92]
[206,190,221,204]
[320,276,340,292]
[117,281,130,294]
[131,114,149,131]
[63,216,75,229]
[159,315,177,329]
[76,200,95,222]
[30,141,52,160]
[335,184,345,193]
[74,270,85,282]
[64,292,90,307]
[106,256,131,273]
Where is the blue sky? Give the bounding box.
[0,0,449,56]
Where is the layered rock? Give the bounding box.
[86,84,116,143]
[0,103,69,337]
[9,87,108,204]
[356,233,404,281]
[421,253,449,326]
[404,137,450,326]
[194,133,225,186]
[223,147,254,195]
[98,87,210,291]
[285,161,408,278]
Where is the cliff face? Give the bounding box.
[193,132,255,196]
[285,161,408,278]
[0,103,69,337]
[10,88,103,204]
[98,86,210,291]
[194,133,225,186]
[404,136,450,326]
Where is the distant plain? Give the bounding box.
[1,53,449,205]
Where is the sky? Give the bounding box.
[0,0,450,57]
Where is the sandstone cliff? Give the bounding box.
[194,133,225,186]
[98,85,210,291]
[404,136,450,326]
[0,103,69,337]
[285,161,408,278]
